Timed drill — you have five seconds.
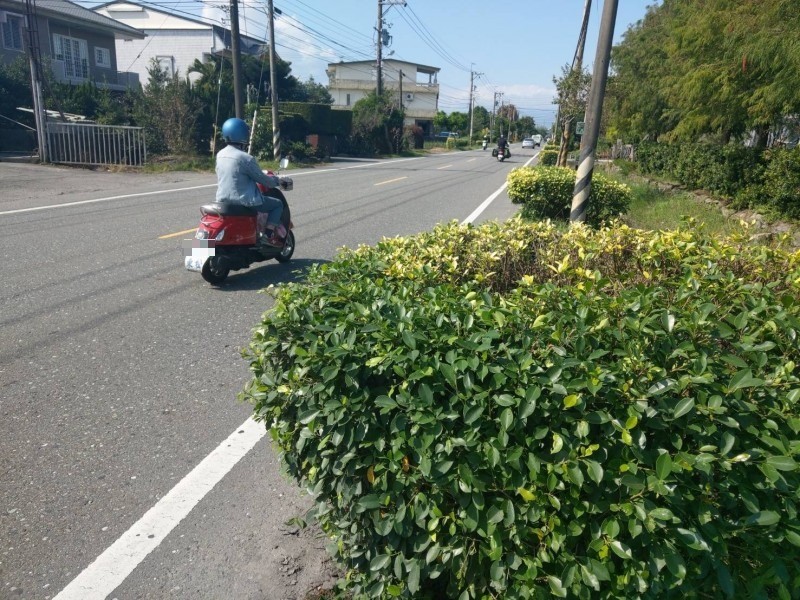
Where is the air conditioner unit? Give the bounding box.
[405,92,414,102]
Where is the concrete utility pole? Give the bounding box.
[25,0,47,162]
[376,1,406,97]
[558,0,592,167]
[468,68,481,141]
[570,0,618,223]
[376,0,383,96]
[398,68,403,110]
[268,0,280,160]
[229,0,243,118]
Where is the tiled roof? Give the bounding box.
[1,0,145,38]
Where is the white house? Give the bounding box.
[326,59,440,136]
[93,0,266,85]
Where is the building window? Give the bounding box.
[53,34,89,79]
[346,93,350,106]
[95,47,111,68]
[1,13,24,51]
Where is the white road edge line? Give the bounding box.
[462,152,538,224]
[53,417,266,600]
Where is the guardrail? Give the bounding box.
[46,122,147,167]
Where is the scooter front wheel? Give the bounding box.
[201,256,230,285]
[275,230,295,263]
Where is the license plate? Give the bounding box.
[183,240,215,272]
[185,255,206,272]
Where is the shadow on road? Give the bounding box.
[213,258,331,291]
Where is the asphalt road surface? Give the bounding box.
[0,144,539,600]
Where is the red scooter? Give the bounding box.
[185,160,295,285]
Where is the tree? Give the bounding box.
[608,0,800,145]
[553,64,591,165]
[134,59,200,155]
[351,91,405,155]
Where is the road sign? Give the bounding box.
[576,121,585,135]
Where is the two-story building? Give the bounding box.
[94,1,267,85]
[326,59,440,137]
[0,0,145,90]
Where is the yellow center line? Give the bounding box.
[159,227,197,240]
[437,164,453,169]
[374,176,408,186]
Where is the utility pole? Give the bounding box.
[376,1,406,97]
[376,0,383,96]
[25,0,47,162]
[468,68,481,142]
[570,0,618,223]
[398,68,403,110]
[229,0,243,118]
[558,0,591,167]
[268,0,280,160]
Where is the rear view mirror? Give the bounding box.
[279,157,289,170]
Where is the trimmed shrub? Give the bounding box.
[243,219,800,599]
[735,147,800,219]
[538,149,559,166]
[507,166,631,227]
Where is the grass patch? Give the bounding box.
[609,173,746,237]
[142,155,214,173]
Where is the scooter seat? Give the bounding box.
[201,202,258,216]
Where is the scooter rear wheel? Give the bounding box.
[201,256,230,285]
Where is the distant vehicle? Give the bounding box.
[436,131,458,139]
[521,138,535,149]
[532,134,543,146]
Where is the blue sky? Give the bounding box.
[80,1,659,127]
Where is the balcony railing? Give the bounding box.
[51,59,140,91]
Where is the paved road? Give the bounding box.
[0,146,539,599]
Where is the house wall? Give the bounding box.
[47,22,120,82]
[327,61,439,128]
[113,28,213,85]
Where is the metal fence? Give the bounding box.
[46,123,147,167]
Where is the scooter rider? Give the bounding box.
[482,134,489,150]
[497,134,509,155]
[215,117,285,247]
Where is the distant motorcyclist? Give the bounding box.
[482,134,489,150]
[215,117,285,246]
[496,134,510,157]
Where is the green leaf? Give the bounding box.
[440,364,457,388]
[610,540,633,560]
[517,487,536,502]
[716,564,735,598]
[500,408,514,430]
[564,394,579,408]
[567,463,584,486]
[585,460,604,484]
[298,409,320,424]
[358,494,382,510]
[401,330,416,350]
[463,405,484,425]
[374,396,398,410]
[673,397,695,419]
[727,369,764,392]
[551,433,564,454]
[648,378,677,396]
[490,560,505,582]
[650,508,674,521]
[656,452,673,480]
[407,559,421,594]
[785,530,800,547]
[370,553,392,571]
[487,504,504,524]
[677,527,710,551]
[547,576,568,598]
[765,455,798,471]
[745,511,781,527]
[425,543,441,564]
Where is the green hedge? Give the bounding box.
[243,219,800,599]
[734,147,800,219]
[507,166,631,227]
[538,149,559,166]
